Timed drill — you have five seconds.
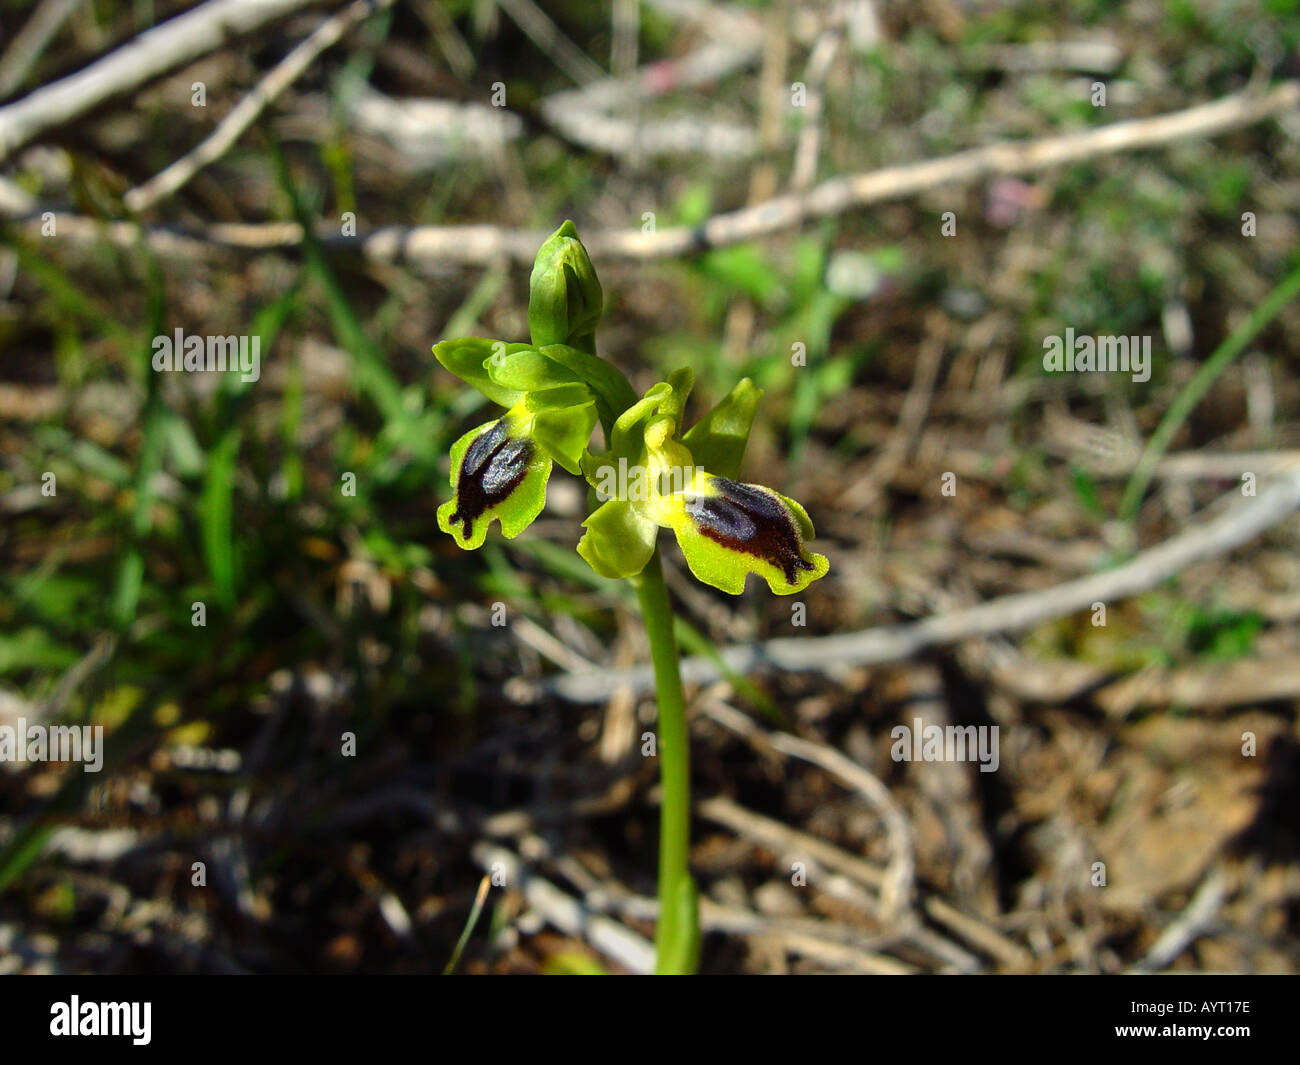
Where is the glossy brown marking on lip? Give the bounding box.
[449,419,532,538]
[689,477,815,586]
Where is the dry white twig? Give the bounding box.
[495,0,606,86]
[125,0,393,211]
[470,842,655,973]
[543,471,1300,701]
[789,28,840,190]
[1129,866,1229,972]
[13,81,1297,262]
[0,0,84,100]
[0,0,321,161]
[702,698,916,920]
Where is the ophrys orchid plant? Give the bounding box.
[435,222,829,973]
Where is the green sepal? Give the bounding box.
[654,367,694,427]
[681,377,761,480]
[532,400,598,475]
[577,498,658,579]
[486,346,583,393]
[610,381,675,463]
[436,420,551,550]
[523,382,592,412]
[538,343,639,436]
[433,337,533,408]
[529,220,604,350]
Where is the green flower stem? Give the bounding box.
[631,548,700,974]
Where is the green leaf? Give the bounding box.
[0,627,80,674]
[577,499,657,579]
[681,377,760,479]
[0,823,56,893]
[200,428,241,608]
[700,245,781,306]
[486,346,583,393]
[655,367,694,427]
[433,337,529,407]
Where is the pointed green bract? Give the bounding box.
[681,377,761,480]
[524,382,592,412]
[539,343,638,436]
[655,367,694,427]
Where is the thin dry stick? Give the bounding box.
[789,28,840,191]
[699,794,1032,967]
[839,313,946,508]
[11,82,1298,262]
[592,889,919,973]
[545,469,1300,701]
[948,447,1300,484]
[495,0,606,86]
[0,0,320,162]
[584,80,1300,260]
[470,842,655,973]
[0,0,84,100]
[1128,865,1229,973]
[701,698,916,920]
[125,0,393,212]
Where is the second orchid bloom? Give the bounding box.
[578,368,828,595]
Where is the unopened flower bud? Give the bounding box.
[529,220,604,350]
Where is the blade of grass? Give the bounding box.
[111,255,167,629]
[0,823,56,893]
[267,139,406,424]
[200,428,241,608]
[443,875,492,975]
[6,233,132,346]
[1119,261,1300,529]
[439,264,507,342]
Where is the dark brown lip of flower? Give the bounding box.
[449,419,532,538]
[688,476,815,586]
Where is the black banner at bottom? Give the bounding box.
[0,973,1292,1053]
